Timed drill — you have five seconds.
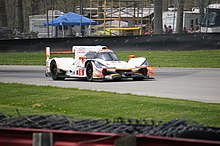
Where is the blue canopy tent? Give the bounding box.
[45,12,96,37]
[47,12,96,26]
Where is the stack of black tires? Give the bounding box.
[0,114,219,141]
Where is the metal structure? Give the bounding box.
[89,0,153,35]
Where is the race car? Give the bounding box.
[45,45,154,81]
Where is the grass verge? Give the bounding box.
[0,50,220,67]
[0,82,219,127]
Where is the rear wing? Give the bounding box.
[46,47,73,61]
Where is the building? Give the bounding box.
[163,8,200,33]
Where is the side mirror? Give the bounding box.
[128,55,135,59]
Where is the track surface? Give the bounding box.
[0,66,220,103]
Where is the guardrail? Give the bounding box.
[0,128,220,146]
[0,33,220,52]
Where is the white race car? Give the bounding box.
[45,45,154,81]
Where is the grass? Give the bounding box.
[0,50,220,67]
[0,82,219,127]
[0,50,219,127]
[117,50,220,68]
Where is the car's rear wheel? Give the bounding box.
[86,62,93,82]
[50,60,65,80]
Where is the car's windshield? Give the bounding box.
[96,52,119,61]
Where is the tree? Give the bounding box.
[197,0,209,25]
[163,0,169,11]
[31,0,39,15]
[176,0,184,33]
[17,0,24,33]
[0,0,8,27]
[153,0,163,34]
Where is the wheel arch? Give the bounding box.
[50,59,65,80]
[85,60,94,82]
[50,59,66,75]
[50,59,57,70]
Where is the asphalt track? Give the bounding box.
[0,65,220,103]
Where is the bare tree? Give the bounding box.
[17,0,24,33]
[163,0,169,11]
[0,0,8,27]
[62,0,68,12]
[71,0,78,12]
[31,0,39,15]
[176,0,184,33]
[197,0,209,25]
[153,0,163,34]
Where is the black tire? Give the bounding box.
[140,68,148,76]
[50,60,65,80]
[86,62,93,82]
[133,68,147,81]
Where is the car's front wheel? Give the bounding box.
[50,60,65,80]
[86,62,93,82]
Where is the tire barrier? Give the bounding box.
[0,27,13,39]
[0,33,220,52]
[0,114,219,141]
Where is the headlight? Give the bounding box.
[94,61,107,68]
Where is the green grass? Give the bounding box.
[0,50,220,67]
[117,50,220,68]
[0,82,219,127]
[0,52,45,65]
[0,50,219,127]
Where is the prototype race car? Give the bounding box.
[45,45,154,81]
